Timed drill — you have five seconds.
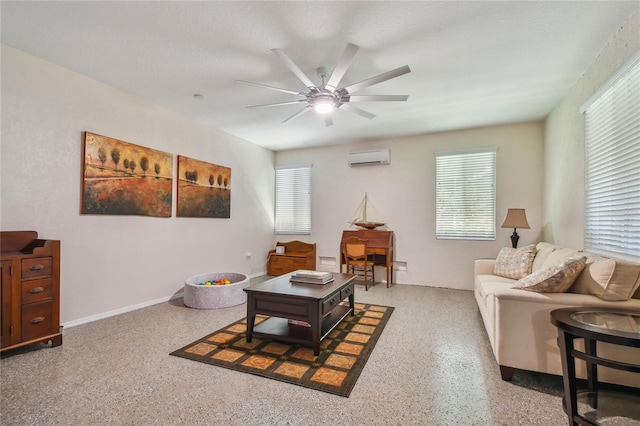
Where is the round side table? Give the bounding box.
[550,308,640,426]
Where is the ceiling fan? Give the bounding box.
[236,43,411,126]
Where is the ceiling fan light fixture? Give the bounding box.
[312,93,336,114]
[314,101,334,114]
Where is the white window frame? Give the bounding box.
[275,164,312,235]
[435,147,497,240]
[582,51,640,262]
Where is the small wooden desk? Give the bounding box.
[340,230,394,286]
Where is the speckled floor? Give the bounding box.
[1,278,570,425]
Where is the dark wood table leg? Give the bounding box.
[312,304,321,356]
[585,338,598,409]
[246,296,255,343]
[349,292,355,316]
[558,330,578,426]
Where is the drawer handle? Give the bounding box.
[30,316,45,324]
[29,287,45,294]
[29,264,45,271]
[344,288,351,294]
[329,298,336,305]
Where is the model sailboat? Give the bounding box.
[349,193,386,229]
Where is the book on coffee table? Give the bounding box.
[293,270,332,279]
[290,270,334,284]
[290,276,334,285]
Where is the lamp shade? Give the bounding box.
[501,208,530,229]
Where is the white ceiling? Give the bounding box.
[1,1,638,151]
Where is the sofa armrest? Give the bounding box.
[475,259,496,276]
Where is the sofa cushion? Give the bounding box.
[494,244,537,279]
[532,242,557,272]
[476,277,515,301]
[514,255,587,293]
[571,258,640,301]
[540,247,579,270]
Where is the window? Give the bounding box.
[275,164,311,235]
[436,148,496,240]
[582,52,640,262]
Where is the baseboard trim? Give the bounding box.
[61,271,266,329]
[61,293,184,329]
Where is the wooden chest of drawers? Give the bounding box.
[266,241,316,276]
[1,231,62,352]
[267,254,314,276]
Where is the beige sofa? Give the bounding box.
[474,242,640,387]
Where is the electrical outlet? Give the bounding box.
[246,252,252,259]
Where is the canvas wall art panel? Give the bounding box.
[82,132,173,217]
[177,155,231,218]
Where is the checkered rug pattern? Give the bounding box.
[170,303,394,397]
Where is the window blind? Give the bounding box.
[275,165,311,235]
[583,52,640,262]
[436,148,496,240]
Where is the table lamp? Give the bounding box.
[501,208,530,248]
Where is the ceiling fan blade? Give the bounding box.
[325,43,359,92]
[340,103,376,120]
[341,65,411,94]
[347,95,409,102]
[272,48,317,90]
[324,115,333,127]
[282,106,312,123]
[236,80,305,96]
[246,100,308,109]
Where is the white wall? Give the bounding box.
[276,121,544,290]
[1,45,276,325]
[15,2,632,319]
[544,8,640,248]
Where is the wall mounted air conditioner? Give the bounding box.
[348,148,390,167]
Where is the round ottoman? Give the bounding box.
[184,272,249,309]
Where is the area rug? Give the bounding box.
[170,302,394,397]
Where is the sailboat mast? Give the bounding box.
[363,192,368,222]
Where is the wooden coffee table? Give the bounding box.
[244,272,355,355]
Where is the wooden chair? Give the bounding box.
[343,237,375,291]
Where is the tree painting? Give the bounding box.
[111,148,120,171]
[82,132,173,217]
[140,156,149,176]
[98,148,107,168]
[177,155,231,218]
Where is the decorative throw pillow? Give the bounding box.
[531,242,557,272]
[494,244,537,279]
[540,247,579,270]
[570,258,640,301]
[514,255,587,293]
